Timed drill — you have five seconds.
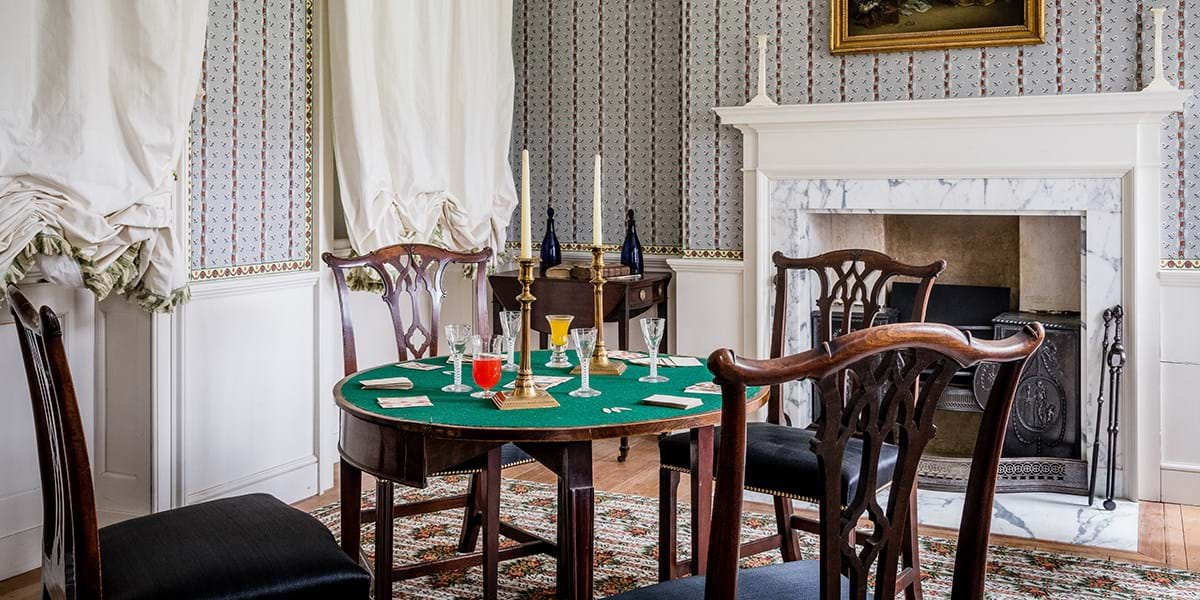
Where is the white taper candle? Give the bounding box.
[520,149,531,259]
[592,153,602,246]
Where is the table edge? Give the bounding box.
[333,368,767,442]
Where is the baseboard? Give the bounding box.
[0,526,40,581]
[1161,463,1200,505]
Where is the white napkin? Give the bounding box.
[640,394,703,410]
[359,376,414,390]
[377,396,432,409]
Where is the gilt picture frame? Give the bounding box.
[831,0,1044,55]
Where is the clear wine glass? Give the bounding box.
[499,310,521,372]
[569,328,600,398]
[638,317,668,383]
[470,334,505,399]
[442,323,473,393]
[545,314,574,368]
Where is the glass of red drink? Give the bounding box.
[470,335,505,399]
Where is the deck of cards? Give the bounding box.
[359,376,414,390]
[376,396,432,409]
[607,350,646,361]
[396,361,440,371]
[640,394,703,410]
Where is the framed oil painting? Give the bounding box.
[831,0,1044,54]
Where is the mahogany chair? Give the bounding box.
[618,321,1043,600]
[658,249,946,595]
[5,285,370,599]
[322,243,534,593]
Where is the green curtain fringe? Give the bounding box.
[2,232,190,312]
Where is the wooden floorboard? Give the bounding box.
[2,435,1196,596]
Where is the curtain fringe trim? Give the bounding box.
[3,233,190,312]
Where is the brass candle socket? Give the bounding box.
[571,246,627,377]
[494,258,558,410]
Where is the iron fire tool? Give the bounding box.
[1086,307,1116,506]
[1101,306,1126,511]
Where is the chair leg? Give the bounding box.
[374,479,395,600]
[901,488,924,600]
[773,495,802,562]
[339,459,363,562]
[457,472,485,553]
[658,469,680,582]
[482,449,501,600]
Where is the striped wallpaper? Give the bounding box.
[515,0,1199,265]
[188,0,312,280]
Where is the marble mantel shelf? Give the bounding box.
[714,89,1193,130]
[714,87,1191,503]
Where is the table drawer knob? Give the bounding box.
[639,289,648,301]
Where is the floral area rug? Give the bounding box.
[308,475,1199,599]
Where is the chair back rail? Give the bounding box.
[6,286,103,599]
[323,244,493,375]
[705,322,1044,600]
[767,249,945,424]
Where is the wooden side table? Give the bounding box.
[489,270,673,461]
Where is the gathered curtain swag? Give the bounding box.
[328,0,519,267]
[0,1,208,311]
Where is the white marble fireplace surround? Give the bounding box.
[715,89,1192,503]
[771,177,1122,478]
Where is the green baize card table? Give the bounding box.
[334,350,766,600]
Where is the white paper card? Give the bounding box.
[396,361,440,371]
[640,394,703,410]
[667,356,703,367]
[683,382,722,395]
[360,376,414,390]
[376,396,432,408]
[503,375,572,390]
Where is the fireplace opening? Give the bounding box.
[804,213,1088,495]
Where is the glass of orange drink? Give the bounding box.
[545,314,574,368]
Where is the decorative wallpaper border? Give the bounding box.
[188,0,314,281]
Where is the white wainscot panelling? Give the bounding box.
[1159,271,1200,505]
[666,258,744,358]
[1160,273,1200,364]
[1160,361,1200,504]
[180,274,321,505]
[0,285,94,579]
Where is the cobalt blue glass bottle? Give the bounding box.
[619,209,644,275]
[539,207,562,273]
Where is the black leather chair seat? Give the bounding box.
[437,442,534,475]
[99,493,369,600]
[659,422,898,504]
[607,560,855,600]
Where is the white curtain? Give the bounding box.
[328,0,518,256]
[0,1,207,311]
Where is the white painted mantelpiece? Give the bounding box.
[715,89,1192,502]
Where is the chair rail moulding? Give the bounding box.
[714,88,1192,502]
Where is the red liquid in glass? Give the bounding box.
[472,354,503,392]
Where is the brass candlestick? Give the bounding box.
[495,258,558,410]
[571,246,627,376]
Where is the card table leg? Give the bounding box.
[339,458,362,562]
[482,448,501,600]
[556,442,594,600]
[374,479,395,599]
[689,426,714,576]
